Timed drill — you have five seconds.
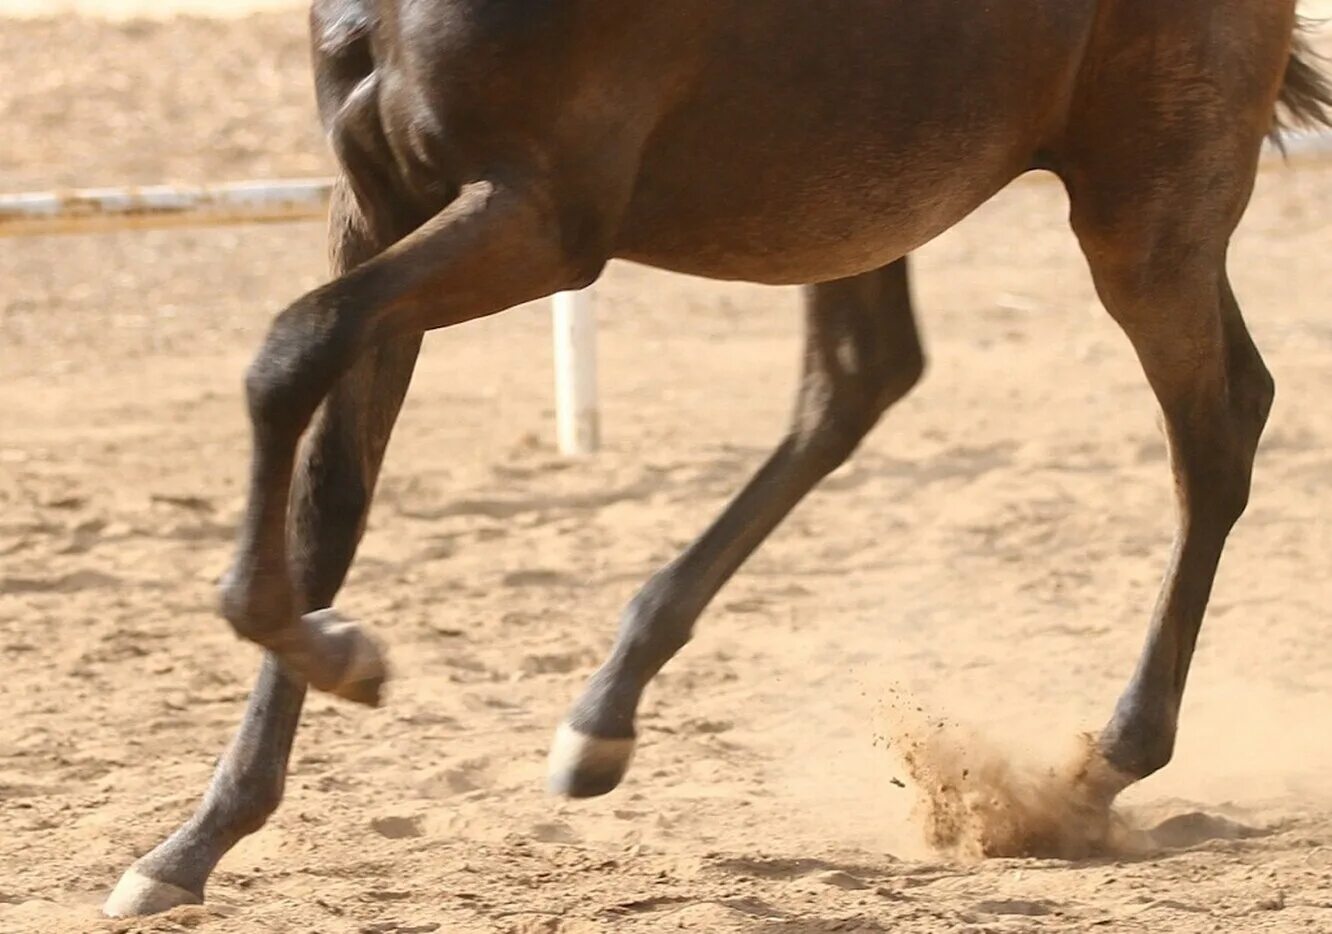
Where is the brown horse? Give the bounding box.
[106,0,1331,917]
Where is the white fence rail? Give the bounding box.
[4,134,1329,239]
[0,179,332,237]
[0,177,603,456]
[3,130,1329,454]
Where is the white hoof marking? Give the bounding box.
[547,722,635,789]
[103,867,200,918]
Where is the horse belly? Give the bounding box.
[613,0,1094,283]
[617,139,1028,285]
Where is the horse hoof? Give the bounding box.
[303,609,388,707]
[103,867,201,918]
[546,722,636,798]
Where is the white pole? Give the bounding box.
[552,289,600,455]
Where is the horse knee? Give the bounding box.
[245,295,359,440]
[1106,726,1176,781]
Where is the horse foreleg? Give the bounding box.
[105,182,423,916]
[216,171,614,703]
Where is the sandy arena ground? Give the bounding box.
[1,8,1330,934]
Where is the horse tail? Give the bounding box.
[1273,17,1332,143]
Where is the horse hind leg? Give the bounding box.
[1060,133,1276,798]
[1038,0,1306,806]
[1088,253,1272,790]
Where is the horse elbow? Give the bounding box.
[554,208,613,291]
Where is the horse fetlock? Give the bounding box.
[244,321,330,436]
[217,565,295,643]
[1097,704,1178,780]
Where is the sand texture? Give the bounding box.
[1,11,1330,934]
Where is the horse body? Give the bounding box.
[105,0,1331,917]
[329,0,1095,282]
